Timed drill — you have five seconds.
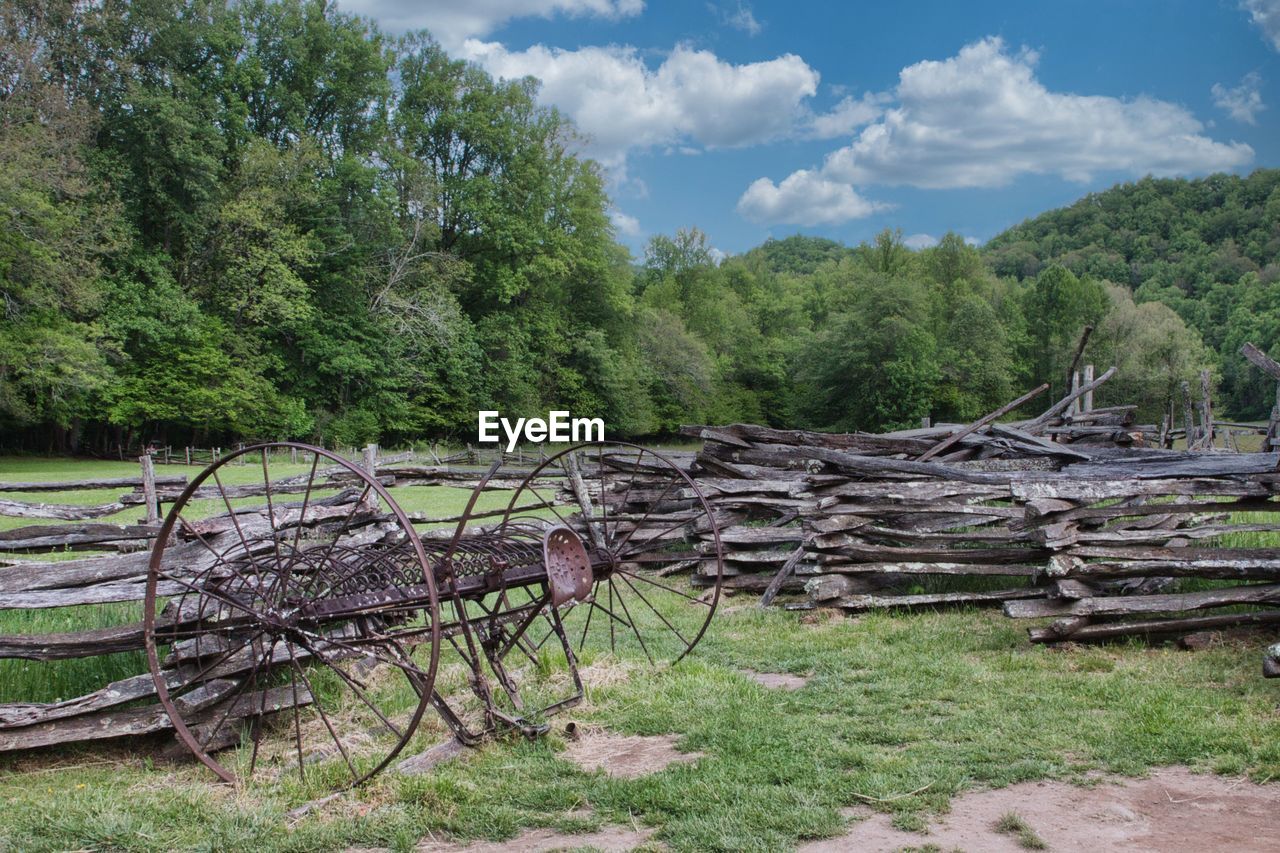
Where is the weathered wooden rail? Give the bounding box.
[622,346,1280,678]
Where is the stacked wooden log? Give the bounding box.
[660,362,1280,661]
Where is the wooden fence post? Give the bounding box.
[1181,381,1195,449]
[1082,364,1094,412]
[363,443,380,510]
[1199,369,1214,450]
[139,454,160,525]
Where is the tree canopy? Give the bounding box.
[0,0,1268,451]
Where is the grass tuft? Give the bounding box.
[995,810,1048,849]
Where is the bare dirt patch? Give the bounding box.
[415,822,656,852]
[742,669,809,690]
[561,729,702,779]
[801,766,1279,853]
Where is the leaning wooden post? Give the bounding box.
[363,443,380,510]
[1181,381,1196,449]
[1199,370,1214,450]
[1082,364,1095,412]
[1238,343,1280,451]
[918,382,1049,461]
[1064,324,1093,400]
[139,454,160,525]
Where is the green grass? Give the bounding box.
[995,811,1047,849]
[0,605,1277,851]
[2,456,1280,850]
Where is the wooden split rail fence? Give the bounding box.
[615,344,1280,676]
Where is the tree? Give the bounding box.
[1022,265,1107,392]
[798,271,938,431]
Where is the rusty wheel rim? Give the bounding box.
[499,442,724,666]
[143,442,441,787]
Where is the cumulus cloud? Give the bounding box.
[608,208,643,237]
[829,38,1252,188]
[737,170,882,226]
[1242,0,1280,51]
[806,92,886,139]
[1212,72,1265,124]
[903,233,937,250]
[461,40,819,170]
[340,0,643,47]
[738,37,1254,226]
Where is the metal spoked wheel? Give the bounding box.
[499,442,724,666]
[143,443,441,787]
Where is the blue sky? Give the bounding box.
[344,0,1280,256]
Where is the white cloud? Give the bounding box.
[1212,72,1265,124]
[903,233,937,249]
[737,170,882,226]
[827,38,1253,189]
[708,247,728,265]
[718,2,762,36]
[341,0,643,47]
[738,37,1254,226]
[608,208,643,237]
[1242,0,1280,51]
[806,92,885,139]
[461,41,819,170]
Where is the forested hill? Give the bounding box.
[983,171,1280,417]
[1,1,1275,452]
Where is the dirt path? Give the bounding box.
[802,766,1279,852]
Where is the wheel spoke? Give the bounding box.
[522,477,573,530]
[616,567,713,606]
[291,453,321,555]
[609,579,653,665]
[260,450,284,582]
[287,648,306,782]
[616,570,691,648]
[299,638,404,740]
[198,635,274,752]
[595,444,611,547]
[609,471,680,558]
[289,655,359,783]
[577,591,596,653]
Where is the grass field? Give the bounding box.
[1,455,1279,851]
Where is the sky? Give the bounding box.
[341,0,1280,257]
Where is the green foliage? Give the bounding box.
[0,0,1266,447]
[799,263,939,430]
[989,171,1280,417]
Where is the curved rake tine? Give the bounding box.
[286,644,306,782]
[247,636,282,777]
